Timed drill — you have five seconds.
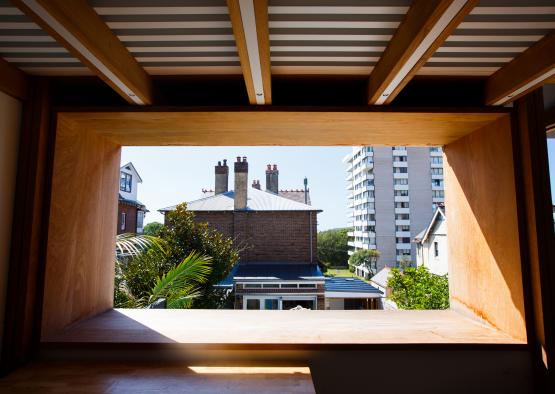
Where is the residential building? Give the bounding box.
[369,267,396,310]
[414,205,448,276]
[117,162,148,234]
[159,157,324,310]
[344,146,444,272]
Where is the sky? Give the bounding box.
[121,146,352,231]
[123,142,555,231]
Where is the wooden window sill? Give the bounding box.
[42,309,525,345]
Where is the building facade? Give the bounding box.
[414,206,448,276]
[345,146,444,272]
[160,157,325,310]
[117,162,147,234]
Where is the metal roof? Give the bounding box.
[159,187,321,212]
[325,277,383,295]
[217,263,324,286]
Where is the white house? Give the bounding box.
[369,267,397,310]
[413,206,448,276]
[118,162,147,234]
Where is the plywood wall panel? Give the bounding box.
[444,115,526,341]
[41,117,120,338]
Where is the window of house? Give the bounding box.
[281,283,298,288]
[136,211,144,230]
[396,237,411,243]
[434,241,439,257]
[120,212,126,231]
[394,190,409,196]
[394,178,409,185]
[393,156,408,162]
[393,167,408,173]
[395,202,409,208]
[244,284,262,289]
[262,283,279,288]
[396,225,410,232]
[120,172,132,192]
[395,213,410,220]
[299,284,317,288]
[246,299,260,310]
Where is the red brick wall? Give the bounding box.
[117,203,137,234]
[192,211,318,263]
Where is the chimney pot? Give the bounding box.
[215,159,229,194]
[242,156,247,162]
[236,156,241,162]
[267,164,272,170]
[273,164,277,170]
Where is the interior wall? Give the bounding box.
[444,115,527,341]
[41,117,121,338]
[0,91,22,352]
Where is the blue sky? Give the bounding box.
[123,142,555,231]
[121,146,352,231]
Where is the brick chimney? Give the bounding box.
[252,179,261,190]
[265,164,279,194]
[215,159,228,194]
[234,156,248,210]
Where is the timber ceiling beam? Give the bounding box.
[227,0,271,105]
[485,31,555,106]
[368,0,477,105]
[0,57,27,101]
[12,0,152,105]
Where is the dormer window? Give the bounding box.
[120,172,132,192]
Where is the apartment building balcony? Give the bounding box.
[393,161,408,167]
[430,162,443,168]
[395,219,411,226]
[347,231,354,237]
[392,149,408,156]
[432,184,444,190]
[346,173,353,181]
[432,197,445,203]
[395,231,411,237]
[396,243,412,249]
[395,208,411,214]
[394,196,410,202]
[431,174,444,179]
[346,182,354,190]
[393,173,409,179]
[347,241,356,248]
[347,192,354,199]
[393,184,409,191]
[430,150,443,156]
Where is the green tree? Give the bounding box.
[317,228,349,268]
[157,203,239,308]
[143,221,164,236]
[348,249,381,277]
[386,266,449,310]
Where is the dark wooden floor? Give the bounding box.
[0,362,315,394]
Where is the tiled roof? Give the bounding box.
[325,277,383,295]
[159,187,321,212]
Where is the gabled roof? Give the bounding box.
[370,267,392,288]
[120,162,143,183]
[159,187,321,213]
[413,206,446,244]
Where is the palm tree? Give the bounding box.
[114,234,212,309]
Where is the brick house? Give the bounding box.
[118,162,148,234]
[160,157,325,310]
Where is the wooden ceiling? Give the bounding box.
[0,0,554,106]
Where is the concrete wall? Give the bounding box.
[0,91,22,353]
[407,147,434,258]
[373,147,395,267]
